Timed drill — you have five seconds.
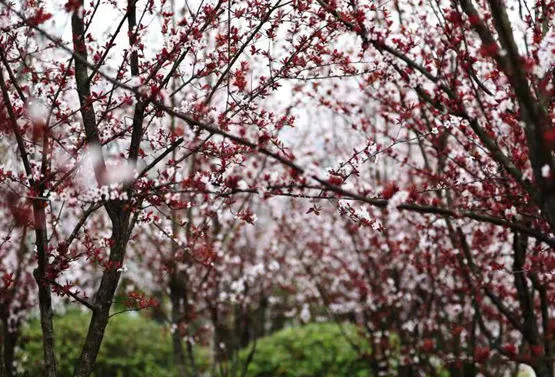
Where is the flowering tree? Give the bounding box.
[0,0,554,376]
[269,0,555,376]
[0,0,358,376]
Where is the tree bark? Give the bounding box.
[70,0,139,375]
[169,273,189,377]
[0,321,7,377]
[513,233,553,377]
[32,202,57,377]
[73,217,130,377]
[1,318,17,377]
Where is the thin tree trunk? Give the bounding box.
[512,232,552,377]
[169,275,188,377]
[69,0,138,375]
[1,318,17,377]
[0,61,56,377]
[256,295,268,339]
[73,219,130,377]
[1,320,7,377]
[32,202,57,377]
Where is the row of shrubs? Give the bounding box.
[16,310,371,377]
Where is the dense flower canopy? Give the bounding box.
[0,0,553,376]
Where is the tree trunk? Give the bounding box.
[32,202,57,377]
[513,233,553,377]
[73,218,129,377]
[169,274,188,377]
[1,318,17,377]
[256,295,268,339]
[0,321,7,377]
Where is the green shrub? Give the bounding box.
[16,310,207,377]
[240,322,372,377]
[17,315,375,377]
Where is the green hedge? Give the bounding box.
[240,322,372,377]
[15,310,204,377]
[17,312,373,377]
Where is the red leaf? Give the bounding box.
[544,128,555,150]
[382,183,399,200]
[474,346,490,363]
[28,8,53,26]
